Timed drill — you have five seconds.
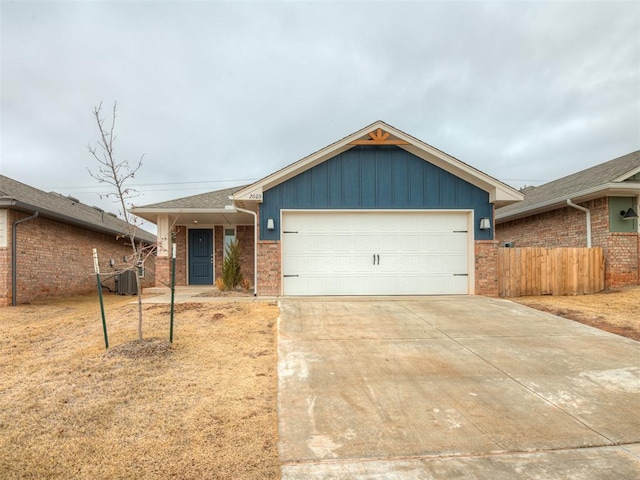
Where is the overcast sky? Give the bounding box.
[1,0,639,231]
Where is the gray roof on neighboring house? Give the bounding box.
[137,185,248,209]
[497,150,640,221]
[0,175,156,243]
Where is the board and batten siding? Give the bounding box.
[260,145,493,240]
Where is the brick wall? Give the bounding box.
[496,197,639,289]
[475,240,499,296]
[257,240,280,295]
[236,225,255,285]
[1,210,155,307]
[155,257,170,288]
[0,245,9,307]
[607,233,639,287]
[496,199,607,248]
[214,225,223,281]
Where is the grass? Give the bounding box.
[512,285,640,341]
[0,294,280,479]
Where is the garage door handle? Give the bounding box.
[373,254,375,265]
[377,254,380,265]
[373,254,380,265]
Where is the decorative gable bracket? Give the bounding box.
[349,128,409,146]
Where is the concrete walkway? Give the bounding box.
[277,296,640,479]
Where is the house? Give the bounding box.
[496,150,640,289]
[0,175,156,306]
[133,121,523,296]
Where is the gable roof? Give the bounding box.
[0,175,156,243]
[233,120,523,208]
[135,185,247,210]
[132,185,254,225]
[496,150,640,222]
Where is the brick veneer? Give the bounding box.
[496,199,607,248]
[1,210,155,307]
[214,225,223,280]
[496,197,639,289]
[475,240,499,296]
[237,225,255,284]
[257,240,281,295]
[606,233,639,287]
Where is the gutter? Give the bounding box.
[12,210,39,306]
[229,205,258,296]
[566,199,591,248]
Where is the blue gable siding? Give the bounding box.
[260,146,493,240]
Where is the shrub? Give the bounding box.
[214,278,226,291]
[222,240,243,290]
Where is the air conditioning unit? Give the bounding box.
[116,270,138,295]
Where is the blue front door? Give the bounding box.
[189,229,213,285]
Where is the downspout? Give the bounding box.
[566,199,591,248]
[233,205,258,296]
[12,211,39,306]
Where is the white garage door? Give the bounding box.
[281,210,471,295]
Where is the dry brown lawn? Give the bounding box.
[512,285,640,342]
[0,294,280,479]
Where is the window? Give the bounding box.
[223,227,236,259]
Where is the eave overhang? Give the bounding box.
[496,183,640,223]
[131,206,254,226]
[1,198,155,243]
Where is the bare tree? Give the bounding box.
[88,102,150,341]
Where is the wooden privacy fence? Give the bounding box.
[498,247,605,297]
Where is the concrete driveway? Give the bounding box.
[277,296,640,479]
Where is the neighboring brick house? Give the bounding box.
[0,175,156,306]
[134,121,523,296]
[496,150,640,289]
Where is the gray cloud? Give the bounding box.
[1,0,638,221]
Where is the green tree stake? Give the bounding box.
[93,248,109,349]
[170,243,176,343]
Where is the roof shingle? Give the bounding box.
[497,150,640,219]
[137,185,248,209]
[0,175,156,243]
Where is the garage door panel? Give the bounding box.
[282,211,470,295]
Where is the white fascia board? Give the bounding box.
[496,183,640,222]
[132,207,236,214]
